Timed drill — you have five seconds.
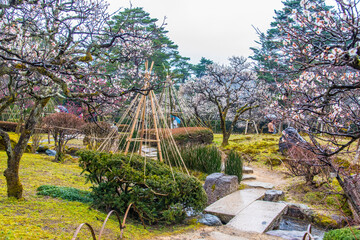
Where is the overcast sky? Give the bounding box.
[107,0,285,65]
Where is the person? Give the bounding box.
[172,116,178,129]
[268,120,276,134]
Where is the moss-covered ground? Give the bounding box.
[0,152,200,239]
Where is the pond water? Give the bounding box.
[278,216,326,239]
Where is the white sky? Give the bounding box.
[107,0,285,64]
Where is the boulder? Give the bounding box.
[279,127,308,154]
[282,202,314,221]
[198,214,222,226]
[264,190,285,202]
[203,173,238,205]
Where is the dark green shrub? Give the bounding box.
[77,150,207,224]
[163,144,221,174]
[225,150,243,183]
[0,121,19,132]
[324,227,360,240]
[36,185,92,203]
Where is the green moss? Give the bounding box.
[0,151,200,239]
[314,213,338,228]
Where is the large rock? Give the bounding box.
[264,190,284,202]
[203,173,238,205]
[197,214,222,226]
[279,127,308,154]
[282,202,314,221]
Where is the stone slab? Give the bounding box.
[243,166,254,174]
[242,174,256,181]
[227,200,288,233]
[243,181,274,189]
[204,188,266,223]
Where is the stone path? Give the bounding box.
[152,166,292,240]
[227,200,288,233]
[204,188,266,223]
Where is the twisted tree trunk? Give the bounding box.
[1,98,49,198]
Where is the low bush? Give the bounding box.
[163,144,222,174]
[77,150,207,224]
[36,185,92,203]
[284,146,328,184]
[324,227,360,240]
[225,150,243,183]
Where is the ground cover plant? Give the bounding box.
[0,151,201,239]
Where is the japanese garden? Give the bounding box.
[1,0,360,239]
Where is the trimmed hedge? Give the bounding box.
[324,227,360,240]
[0,121,19,132]
[146,127,213,146]
[77,150,207,224]
[171,127,213,146]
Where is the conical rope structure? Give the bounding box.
[97,61,189,177]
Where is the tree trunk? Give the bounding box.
[336,174,360,222]
[222,132,230,147]
[353,139,360,165]
[4,154,23,198]
[3,98,49,199]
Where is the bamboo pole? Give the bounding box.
[149,91,163,162]
[124,95,144,155]
[138,96,147,155]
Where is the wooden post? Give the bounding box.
[253,121,259,134]
[124,95,144,155]
[150,91,163,162]
[245,120,249,135]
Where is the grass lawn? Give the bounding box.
[0,152,200,239]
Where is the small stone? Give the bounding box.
[264,190,285,202]
[198,214,222,226]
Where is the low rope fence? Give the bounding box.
[71,203,145,240]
